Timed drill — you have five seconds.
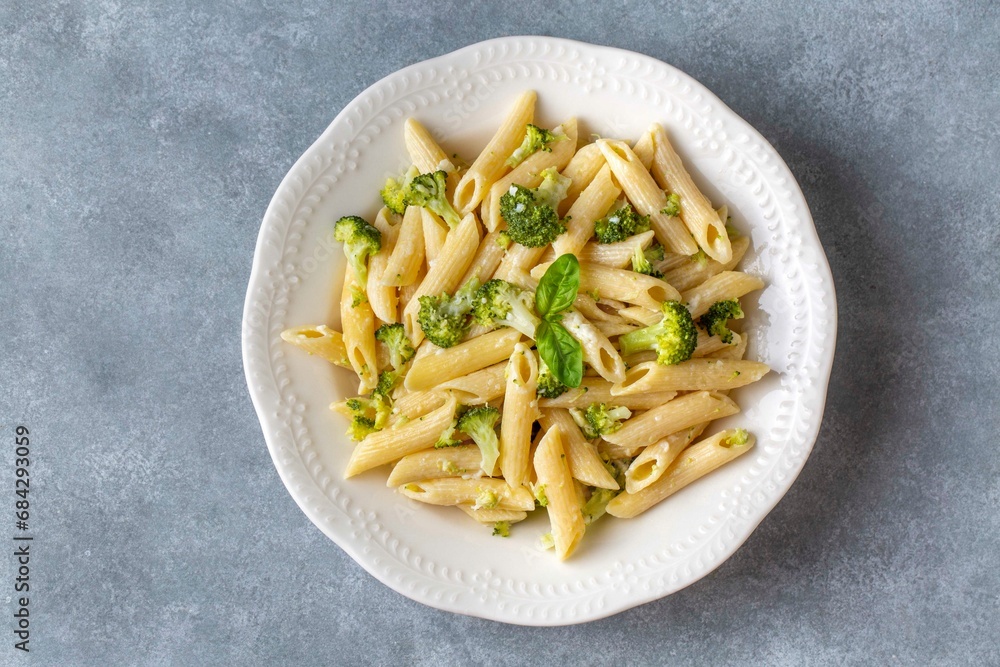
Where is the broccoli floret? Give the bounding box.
[374,323,415,370]
[571,403,632,438]
[373,370,399,400]
[618,300,698,365]
[347,415,377,442]
[457,405,501,474]
[434,415,463,448]
[506,124,567,167]
[593,203,650,244]
[661,193,681,217]
[498,167,571,247]
[346,390,392,430]
[405,170,462,228]
[473,487,500,510]
[534,484,549,507]
[582,487,618,525]
[536,359,569,399]
[723,428,750,447]
[699,299,744,344]
[645,243,665,262]
[690,249,709,267]
[631,244,663,278]
[380,166,419,215]
[492,521,511,537]
[471,279,541,339]
[334,215,382,285]
[496,231,512,248]
[417,277,481,348]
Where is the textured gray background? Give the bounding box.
[1,1,998,664]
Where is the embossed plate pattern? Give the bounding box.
[242,36,837,625]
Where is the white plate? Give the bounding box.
[242,36,837,626]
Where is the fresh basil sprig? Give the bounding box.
[534,254,583,387]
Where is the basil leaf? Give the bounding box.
[535,253,579,317]
[536,319,583,388]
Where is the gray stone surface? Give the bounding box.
[1,0,998,664]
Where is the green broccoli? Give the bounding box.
[631,244,663,278]
[374,323,415,369]
[457,405,501,474]
[593,203,650,244]
[473,487,500,510]
[498,167,571,247]
[618,300,698,365]
[699,299,744,344]
[417,277,481,348]
[380,166,419,214]
[405,170,462,228]
[492,521,511,537]
[506,124,567,167]
[644,243,665,263]
[333,215,382,285]
[690,249,709,267]
[534,484,549,507]
[345,390,392,430]
[471,279,541,339]
[723,428,750,447]
[434,414,464,449]
[347,415,377,442]
[661,192,681,217]
[570,403,632,439]
[373,370,399,401]
[536,358,569,398]
[582,487,618,525]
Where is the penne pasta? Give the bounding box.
[551,165,622,257]
[345,394,456,477]
[436,362,508,404]
[404,117,455,173]
[421,208,450,264]
[457,505,529,524]
[340,270,378,393]
[280,325,351,368]
[403,212,482,345]
[399,477,535,511]
[607,429,755,518]
[561,310,627,383]
[538,378,676,410]
[531,261,681,311]
[368,207,400,323]
[682,271,765,318]
[576,230,656,269]
[453,90,536,214]
[381,205,425,287]
[386,444,485,487]
[662,236,750,292]
[482,117,578,232]
[404,328,523,392]
[558,142,605,216]
[596,139,698,255]
[601,390,740,449]
[499,343,540,486]
[534,425,587,560]
[460,230,508,286]
[612,359,769,395]
[538,409,619,489]
[649,124,732,263]
[624,423,707,494]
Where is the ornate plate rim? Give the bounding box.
[242,35,838,626]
